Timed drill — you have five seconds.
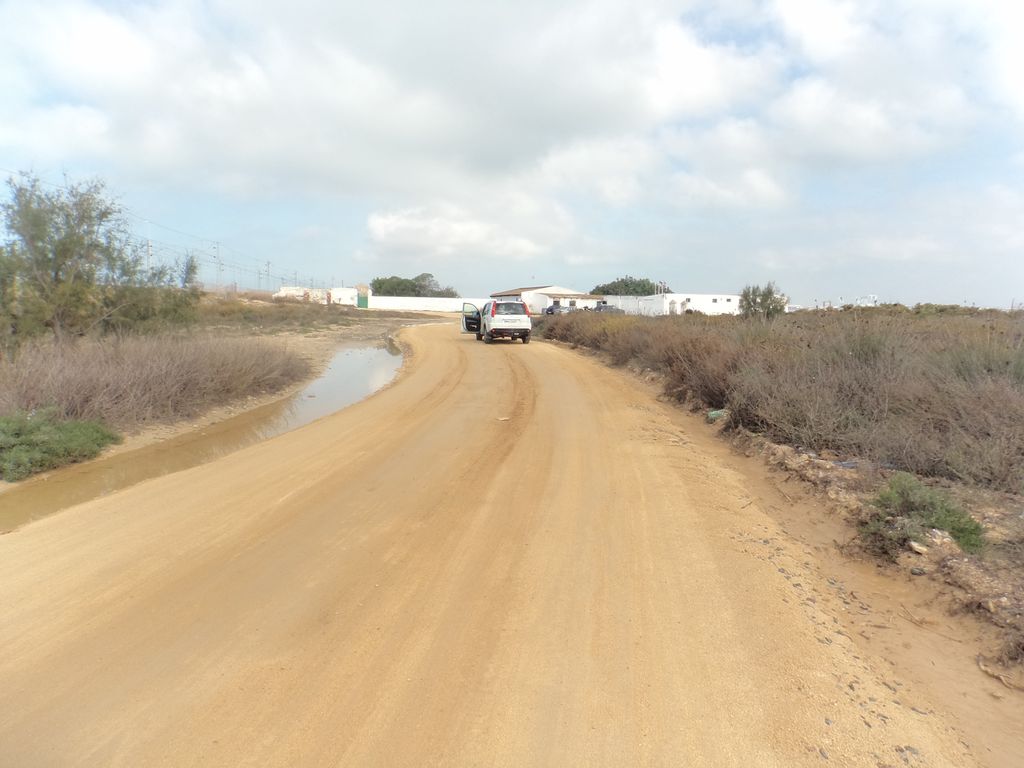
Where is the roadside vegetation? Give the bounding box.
[738,281,788,321]
[860,472,985,556]
[541,302,1024,662]
[540,306,1024,495]
[199,292,361,331]
[0,411,120,481]
[0,173,318,480]
[0,334,311,430]
[198,292,432,332]
[1,173,200,358]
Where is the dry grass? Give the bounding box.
[541,308,1024,494]
[0,334,312,430]
[197,294,431,330]
[198,295,360,330]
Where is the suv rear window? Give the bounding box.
[495,302,528,315]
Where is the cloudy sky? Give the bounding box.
[2,0,1022,306]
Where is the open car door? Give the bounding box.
[461,302,481,334]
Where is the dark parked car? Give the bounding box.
[593,304,624,313]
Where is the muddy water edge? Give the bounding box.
[0,339,405,533]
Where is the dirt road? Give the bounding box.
[0,323,992,766]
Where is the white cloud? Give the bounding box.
[0,0,1022,304]
[859,236,955,264]
[769,76,971,163]
[771,0,867,62]
[641,21,782,120]
[671,167,787,208]
[3,2,158,94]
[659,119,792,209]
[365,197,570,264]
[0,104,111,161]
[893,0,1024,122]
[971,1,1024,121]
[747,183,1024,279]
[538,137,659,205]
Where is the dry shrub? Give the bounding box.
[198,296,357,329]
[1002,634,1024,665]
[197,295,426,329]
[0,334,311,429]
[658,321,749,409]
[543,308,1024,494]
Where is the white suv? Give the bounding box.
[461,300,532,344]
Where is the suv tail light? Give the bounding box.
[490,303,497,317]
[523,303,531,317]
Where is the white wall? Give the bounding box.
[274,286,331,304]
[517,290,548,314]
[329,287,359,306]
[273,286,309,300]
[601,296,642,313]
[597,293,741,316]
[638,295,668,316]
[524,290,599,313]
[274,286,359,306]
[367,296,490,312]
[674,293,741,315]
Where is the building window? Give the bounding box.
[726,298,732,302]
[712,298,718,303]
[685,298,691,302]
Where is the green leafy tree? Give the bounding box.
[98,254,201,335]
[371,272,459,297]
[592,275,670,295]
[3,173,127,342]
[412,272,459,298]
[370,276,418,296]
[1,173,200,343]
[0,246,21,358]
[739,282,788,321]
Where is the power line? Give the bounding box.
[1,168,337,291]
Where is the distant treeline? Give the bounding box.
[370,273,458,298]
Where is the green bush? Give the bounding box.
[0,411,120,481]
[861,472,984,556]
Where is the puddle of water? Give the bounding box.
[0,344,401,532]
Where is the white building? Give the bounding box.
[367,295,490,312]
[273,286,360,306]
[490,285,602,314]
[601,293,741,316]
[273,286,310,301]
[482,285,743,316]
[330,287,359,306]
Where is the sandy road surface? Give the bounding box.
[0,323,984,766]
